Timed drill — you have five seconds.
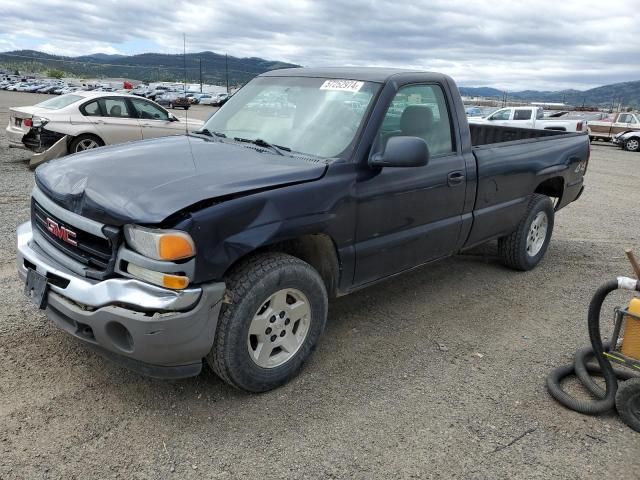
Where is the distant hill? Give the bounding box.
[459,81,640,107]
[0,49,299,86]
[2,50,639,106]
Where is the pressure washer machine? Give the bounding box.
[547,250,640,432]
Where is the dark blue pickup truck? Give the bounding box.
[17,68,589,391]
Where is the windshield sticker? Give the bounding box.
[320,80,364,93]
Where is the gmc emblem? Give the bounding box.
[45,218,77,246]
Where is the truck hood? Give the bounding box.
[35,135,327,225]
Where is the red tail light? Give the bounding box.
[23,118,32,127]
[577,121,584,131]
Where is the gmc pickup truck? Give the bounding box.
[17,68,589,392]
[469,106,589,133]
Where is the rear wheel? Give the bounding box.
[207,252,328,392]
[498,194,555,271]
[69,134,104,154]
[624,137,640,152]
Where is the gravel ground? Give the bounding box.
[0,90,639,479]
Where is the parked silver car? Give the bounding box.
[6,91,203,167]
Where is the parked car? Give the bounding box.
[146,86,172,100]
[196,93,216,105]
[156,93,190,109]
[37,85,61,94]
[470,106,589,132]
[612,130,640,152]
[15,67,589,392]
[185,92,200,104]
[211,92,230,106]
[6,91,203,167]
[465,106,483,117]
[131,87,151,97]
[588,112,640,141]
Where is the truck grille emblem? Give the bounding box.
[46,217,77,246]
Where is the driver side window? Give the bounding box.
[131,98,169,121]
[378,84,454,156]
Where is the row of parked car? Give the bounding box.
[128,85,230,106]
[1,78,232,108]
[0,78,131,95]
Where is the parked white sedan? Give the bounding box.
[6,91,203,167]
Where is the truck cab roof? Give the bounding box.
[260,67,448,84]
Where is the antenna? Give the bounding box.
[183,33,188,135]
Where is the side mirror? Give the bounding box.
[168,113,178,122]
[369,136,429,168]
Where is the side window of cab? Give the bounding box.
[377,84,454,156]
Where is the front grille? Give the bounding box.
[31,199,115,275]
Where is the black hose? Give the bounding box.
[546,280,639,414]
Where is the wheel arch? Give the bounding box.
[534,176,564,209]
[223,233,341,299]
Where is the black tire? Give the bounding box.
[498,194,554,271]
[615,378,640,433]
[624,137,640,152]
[207,252,328,392]
[69,134,104,154]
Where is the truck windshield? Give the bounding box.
[202,76,380,158]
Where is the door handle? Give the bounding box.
[447,171,465,186]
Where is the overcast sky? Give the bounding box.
[1,0,638,91]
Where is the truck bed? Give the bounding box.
[470,123,567,146]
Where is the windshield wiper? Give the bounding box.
[233,137,290,155]
[192,128,227,138]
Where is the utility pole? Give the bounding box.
[183,33,187,94]
[199,56,202,93]
[225,53,229,94]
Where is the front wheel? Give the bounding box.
[624,137,640,152]
[207,253,328,392]
[498,194,555,271]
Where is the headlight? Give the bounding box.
[124,225,196,261]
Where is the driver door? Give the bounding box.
[128,98,181,139]
[353,83,467,286]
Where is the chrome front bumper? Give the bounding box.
[17,221,201,312]
[17,221,226,377]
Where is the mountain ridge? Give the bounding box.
[1,49,639,105]
[0,49,299,86]
[459,81,640,106]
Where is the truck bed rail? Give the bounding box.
[470,124,565,146]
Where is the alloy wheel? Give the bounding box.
[247,288,311,368]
